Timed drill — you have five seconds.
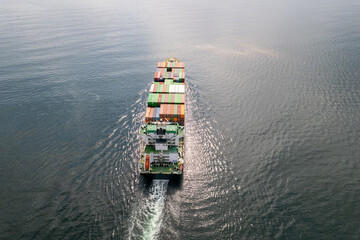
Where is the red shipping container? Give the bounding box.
[160,68,165,78]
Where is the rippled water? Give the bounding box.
[1,0,360,239]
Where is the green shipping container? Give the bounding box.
[165,79,173,85]
[152,93,159,107]
[175,94,180,104]
[148,94,153,107]
[147,94,153,107]
[174,104,178,118]
[150,93,157,107]
[149,93,185,106]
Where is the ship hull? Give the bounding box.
[139,58,185,179]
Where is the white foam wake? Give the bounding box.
[128,180,169,240]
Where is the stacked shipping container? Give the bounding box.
[154,62,185,83]
[147,93,185,107]
[150,83,185,94]
[145,61,185,125]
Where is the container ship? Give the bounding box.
[139,58,185,177]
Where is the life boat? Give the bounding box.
[145,155,150,171]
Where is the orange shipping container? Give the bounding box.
[178,104,181,119]
[159,104,164,117]
[145,107,150,122]
[164,104,168,121]
[166,105,169,120]
[181,105,185,118]
[161,104,166,119]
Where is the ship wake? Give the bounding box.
[128,180,169,240]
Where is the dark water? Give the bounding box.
[1,0,360,239]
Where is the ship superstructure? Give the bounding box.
[139,58,185,176]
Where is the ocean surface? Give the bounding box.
[1,0,360,239]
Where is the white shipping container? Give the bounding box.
[169,85,176,93]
